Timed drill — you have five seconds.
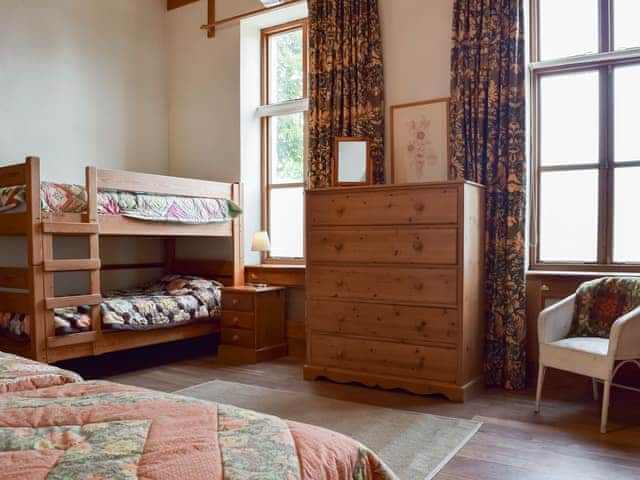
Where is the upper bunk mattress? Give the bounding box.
[0,182,242,224]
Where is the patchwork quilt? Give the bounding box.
[0,351,81,394]
[0,355,397,480]
[0,275,222,339]
[0,183,242,224]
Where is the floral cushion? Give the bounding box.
[569,277,640,338]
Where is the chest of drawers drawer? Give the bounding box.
[307,300,459,344]
[307,265,458,306]
[221,311,254,330]
[222,292,254,312]
[306,187,458,226]
[309,333,457,383]
[307,227,457,265]
[221,328,256,348]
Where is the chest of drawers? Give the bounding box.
[304,182,485,402]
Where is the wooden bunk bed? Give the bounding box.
[0,157,243,363]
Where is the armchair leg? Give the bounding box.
[592,378,599,401]
[535,363,546,413]
[600,379,612,434]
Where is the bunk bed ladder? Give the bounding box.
[41,168,102,355]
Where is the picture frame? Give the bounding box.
[332,137,372,186]
[390,98,450,184]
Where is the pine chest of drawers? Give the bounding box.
[304,182,485,402]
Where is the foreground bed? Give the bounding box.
[0,352,397,479]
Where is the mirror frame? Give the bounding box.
[332,137,372,186]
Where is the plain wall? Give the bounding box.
[0,0,170,293]
[0,0,169,182]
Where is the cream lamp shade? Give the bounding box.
[251,231,271,252]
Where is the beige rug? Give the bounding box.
[176,380,481,480]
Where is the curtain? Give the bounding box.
[307,0,385,188]
[449,0,527,389]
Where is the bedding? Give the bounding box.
[0,275,222,339]
[0,379,397,479]
[0,182,242,224]
[0,351,81,393]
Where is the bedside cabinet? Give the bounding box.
[218,286,287,364]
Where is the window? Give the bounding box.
[260,19,308,263]
[530,0,640,270]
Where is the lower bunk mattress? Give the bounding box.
[0,275,222,339]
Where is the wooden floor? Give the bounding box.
[60,338,640,480]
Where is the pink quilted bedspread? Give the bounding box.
[0,353,397,480]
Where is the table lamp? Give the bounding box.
[250,231,271,287]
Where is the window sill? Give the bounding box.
[527,269,640,279]
[244,264,306,287]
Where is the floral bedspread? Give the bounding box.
[0,276,222,339]
[0,182,86,213]
[0,351,82,394]
[98,190,242,224]
[101,275,222,331]
[0,379,397,479]
[0,182,242,224]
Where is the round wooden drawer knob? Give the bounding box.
[232,317,240,326]
[232,334,240,342]
[232,299,239,305]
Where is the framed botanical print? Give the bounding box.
[390,98,450,184]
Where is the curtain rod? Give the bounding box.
[200,0,305,32]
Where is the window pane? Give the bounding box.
[614,0,640,50]
[269,187,304,258]
[539,0,598,60]
[269,113,304,184]
[539,170,598,262]
[269,28,303,104]
[613,167,640,263]
[614,64,640,163]
[540,71,599,166]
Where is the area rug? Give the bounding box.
[176,380,481,480]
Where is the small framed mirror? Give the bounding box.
[333,137,371,186]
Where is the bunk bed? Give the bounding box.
[0,157,244,363]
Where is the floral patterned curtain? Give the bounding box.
[449,0,527,389]
[307,0,385,188]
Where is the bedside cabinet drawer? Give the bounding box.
[222,292,254,312]
[221,328,255,348]
[221,311,254,330]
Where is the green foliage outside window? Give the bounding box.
[272,30,304,183]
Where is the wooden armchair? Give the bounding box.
[534,277,640,433]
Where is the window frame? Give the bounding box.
[529,0,640,272]
[260,19,309,265]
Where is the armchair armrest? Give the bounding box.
[609,305,640,360]
[538,294,576,344]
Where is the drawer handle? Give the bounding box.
[232,316,240,326]
[336,279,344,287]
[232,334,240,342]
[417,320,427,331]
[336,206,345,215]
[414,202,425,212]
[412,240,423,252]
[232,298,239,305]
[541,284,550,292]
[336,350,345,359]
[334,243,344,252]
[414,281,424,291]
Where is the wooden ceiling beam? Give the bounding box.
[167,0,199,11]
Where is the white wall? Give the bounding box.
[0,0,169,183]
[0,0,170,293]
